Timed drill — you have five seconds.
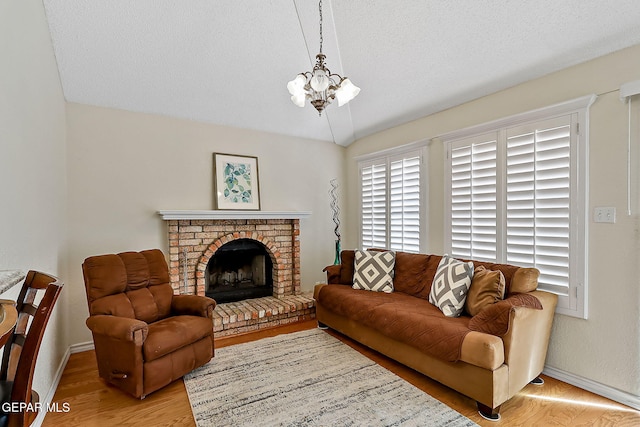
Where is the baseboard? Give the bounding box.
[543,365,640,411]
[70,340,95,353]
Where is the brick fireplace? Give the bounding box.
[158,210,315,336]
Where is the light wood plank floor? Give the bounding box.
[43,320,640,426]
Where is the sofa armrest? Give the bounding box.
[86,315,148,345]
[171,294,216,318]
[322,264,342,284]
[501,290,558,396]
[313,283,326,301]
[469,293,543,337]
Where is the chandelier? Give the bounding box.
[287,0,360,115]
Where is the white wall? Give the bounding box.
[0,0,67,399]
[65,103,345,344]
[345,44,640,397]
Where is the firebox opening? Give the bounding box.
[205,239,273,303]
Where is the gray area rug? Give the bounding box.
[184,328,478,427]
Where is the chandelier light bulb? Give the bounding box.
[310,69,330,92]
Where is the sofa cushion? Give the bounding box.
[509,268,540,294]
[317,284,471,362]
[429,255,474,317]
[144,315,213,362]
[393,252,442,299]
[465,266,505,317]
[339,250,356,286]
[465,260,519,294]
[352,250,395,293]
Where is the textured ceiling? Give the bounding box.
[43,0,640,146]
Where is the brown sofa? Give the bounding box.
[314,250,558,420]
[82,249,216,399]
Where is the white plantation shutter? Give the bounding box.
[449,135,497,261]
[443,95,594,318]
[359,149,423,253]
[390,155,421,252]
[361,162,387,249]
[506,117,572,299]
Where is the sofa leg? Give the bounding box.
[317,321,329,330]
[530,376,544,385]
[477,403,501,421]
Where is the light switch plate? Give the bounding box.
[594,207,616,223]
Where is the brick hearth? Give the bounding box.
[213,294,315,337]
[158,210,315,336]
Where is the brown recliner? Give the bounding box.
[82,249,216,399]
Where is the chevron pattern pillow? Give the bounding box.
[429,255,474,317]
[352,250,395,293]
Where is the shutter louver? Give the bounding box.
[506,117,571,297]
[450,145,472,258]
[361,162,387,249]
[450,137,497,260]
[390,156,420,252]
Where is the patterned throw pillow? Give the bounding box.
[352,250,395,293]
[429,255,474,317]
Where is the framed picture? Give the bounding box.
[213,153,261,210]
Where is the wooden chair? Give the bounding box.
[0,271,63,427]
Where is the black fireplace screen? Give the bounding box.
[205,239,273,303]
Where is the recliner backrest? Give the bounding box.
[83,249,173,323]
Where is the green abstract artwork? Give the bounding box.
[222,161,253,203]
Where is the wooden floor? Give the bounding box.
[43,320,640,427]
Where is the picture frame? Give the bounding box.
[213,153,261,210]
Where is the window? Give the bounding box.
[358,145,426,253]
[443,95,596,318]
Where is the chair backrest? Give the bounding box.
[0,271,63,426]
[82,249,174,324]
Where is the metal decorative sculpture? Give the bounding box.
[329,179,341,264]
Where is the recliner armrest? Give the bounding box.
[171,294,216,318]
[86,315,148,344]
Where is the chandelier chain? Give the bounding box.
[318,0,323,54]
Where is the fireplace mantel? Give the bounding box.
[157,210,312,220]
